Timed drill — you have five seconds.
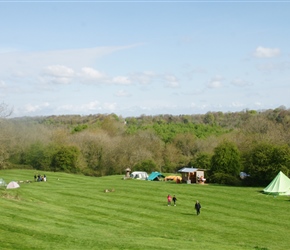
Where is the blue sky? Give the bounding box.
[1,1,290,118]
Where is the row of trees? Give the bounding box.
[1,105,290,186]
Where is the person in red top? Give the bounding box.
[167,194,172,206]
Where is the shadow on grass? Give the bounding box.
[180,212,195,216]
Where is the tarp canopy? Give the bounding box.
[6,181,20,189]
[263,171,290,196]
[148,172,165,181]
[178,167,198,173]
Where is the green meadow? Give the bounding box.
[0,170,289,250]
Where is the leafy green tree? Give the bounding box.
[272,145,290,175]
[172,133,196,157]
[244,143,290,185]
[211,141,241,177]
[23,142,55,170]
[203,112,215,125]
[191,152,211,170]
[133,159,157,173]
[51,146,80,173]
[72,124,88,133]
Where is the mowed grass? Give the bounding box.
[0,170,289,250]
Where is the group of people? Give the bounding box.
[34,174,47,182]
[167,194,201,215]
[167,194,177,206]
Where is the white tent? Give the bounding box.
[263,171,290,196]
[130,171,148,180]
[0,178,6,187]
[6,181,20,189]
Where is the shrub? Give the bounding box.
[210,172,241,186]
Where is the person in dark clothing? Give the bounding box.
[173,195,177,206]
[195,200,201,215]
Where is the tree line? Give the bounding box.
[1,105,290,186]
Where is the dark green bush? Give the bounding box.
[210,172,241,186]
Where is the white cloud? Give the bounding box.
[80,101,101,111]
[80,67,106,80]
[23,102,50,113]
[164,75,180,88]
[57,101,101,113]
[0,45,140,81]
[190,103,210,110]
[207,76,224,89]
[41,65,75,85]
[103,102,117,111]
[254,102,262,107]
[115,90,131,97]
[0,80,6,88]
[257,61,290,72]
[44,65,75,77]
[254,46,280,58]
[112,76,131,85]
[53,100,119,114]
[230,102,244,107]
[130,71,156,85]
[231,78,252,87]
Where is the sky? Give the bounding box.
[1,1,290,118]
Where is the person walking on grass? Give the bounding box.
[173,195,177,206]
[195,200,201,215]
[167,194,172,206]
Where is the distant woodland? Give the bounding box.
[1,103,290,186]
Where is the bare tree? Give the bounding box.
[0,102,13,168]
[0,102,13,118]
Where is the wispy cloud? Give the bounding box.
[257,61,290,72]
[0,80,6,88]
[129,71,156,85]
[254,46,280,58]
[164,75,180,88]
[115,90,131,97]
[0,45,140,77]
[231,78,252,87]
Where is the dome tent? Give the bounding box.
[6,181,20,189]
[147,172,165,181]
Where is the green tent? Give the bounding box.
[263,171,290,196]
[148,172,165,181]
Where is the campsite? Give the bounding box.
[1,169,290,250]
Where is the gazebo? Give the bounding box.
[178,167,206,184]
[124,168,131,178]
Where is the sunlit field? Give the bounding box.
[0,170,289,250]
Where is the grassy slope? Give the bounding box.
[0,170,289,250]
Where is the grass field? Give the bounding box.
[0,170,289,250]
